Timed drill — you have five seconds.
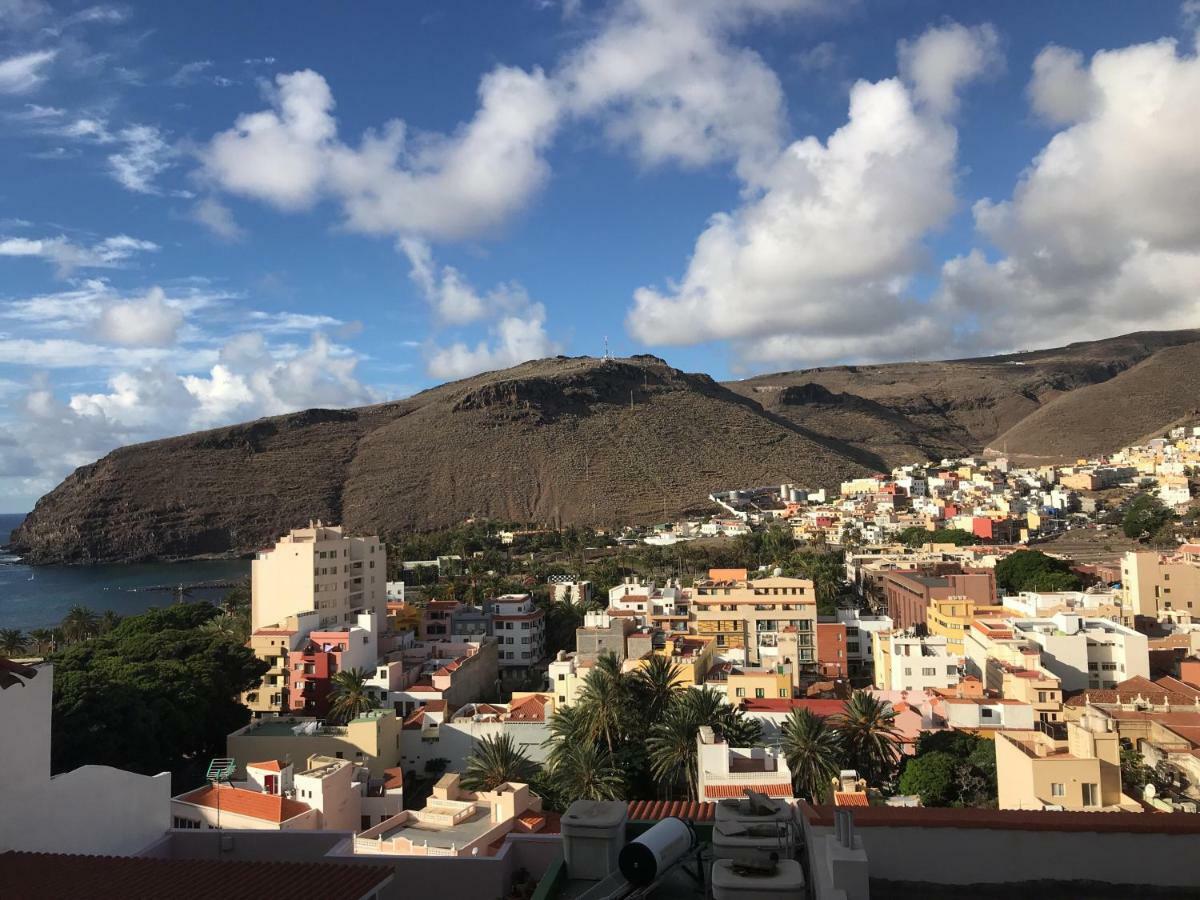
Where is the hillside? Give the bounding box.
[725,330,1200,470]
[10,356,872,564]
[987,342,1200,462]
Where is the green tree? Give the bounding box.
[546,741,625,802]
[0,628,27,657]
[994,550,1081,594]
[327,668,377,724]
[98,610,121,635]
[461,733,539,792]
[632,655,685,725]
[836,692,902,786]
[898,750,958,806]
[576,653,632,753]
[897,527,979,547]
[779,708,842,802]
[647,703,703,800]
[60,605,99,644]
[1122,494,1172,541]
[51,602,268,792]
[787,550,847,616]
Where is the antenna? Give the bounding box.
[603,336,611,361]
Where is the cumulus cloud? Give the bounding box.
[191,195,244,240]
[898,21,1002,115]
[95,286,185,347]
[0,232,158,275]
[427,303,561,381]
[627,21,1000,367]
[108,124,175,193]
[1028,45,1093,125]
[937,37,1200,353]
[0,49,57,93]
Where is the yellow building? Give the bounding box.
[635,635,716,688]
[727,666,792,705]
[691,570,817,668]
[251,522,386,632]
[995,711,1141,812]
[999,662,1064,725]
[1121,550,1200,620]
[927,597,1008,655]
[227,710,402,778]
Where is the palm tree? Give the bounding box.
[780,708,842,802]
[60,606,98,644]
[836,691,902,786]
[98,610,121,634]
[27,628,55,656]
[647,704,702,800]
[576,653,630,753]
[716,707,762,748]
[548,742,625,802]
[0,628,27,658]
[462,733,539,792]
[633,655,684,725]
[327,668,377,724]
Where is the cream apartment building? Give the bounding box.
[251,522,387,632]
[691,569,817,670]
[1010,613,1149,693]
[1121,550,1200,621]
[872,631,962,692]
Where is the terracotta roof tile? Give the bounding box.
[834,792,870,807]
[175,784,312,824]
[0,852,392,900]
[247,760,285,772]
[628,800,716,822]
[702,783,793,800]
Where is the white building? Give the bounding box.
[695,725,795,803]
[836,609,894,676]
[1001,590,1121,619]
[874,632,963,693]
[0,661,170,855]
[942,696,1035,731]
[490,594,546,669]
[251,522,387,632]
[548,578,592,606]
[1010,613,1150,692]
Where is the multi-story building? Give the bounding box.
[998,661,1064,725]
[227,709,404,778]
[879,569,995,631]
[286,613,378,717]
[926,596,1008,655]
[836,609,894,678]
[548,577,592,606]
[872,631,962,693]
[367,639,499,716]
[398,693,554,773]
[691,568,817,670]
[1122,550,1200,620]
[724,665,794,704]
[816,620,848,678]
[1010,613,1150,692]
[489,594,546,669]
[421,599,461,640]
[242,610,319,717]
[995,711,1141,812]
[251,522,386,632]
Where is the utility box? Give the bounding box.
[561,800,628,881]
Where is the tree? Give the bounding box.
[779,708,842,802]
[898,750,957,806]
[98,610,121,635]
[836,692,902,786]
[27,628,55,656]
[0,628,26,658]
[787,550,847,616]
[461,733,539,792]
[60,605,99,644]
[546,741,625,803]
[1122,494,1172,541]
[576,653,631,753]
[632,655,684,726]
[647,704,702,800]
[897,527,978,548]
[51,602,268,792]
[994,550,1081,594]
[327,668,377,725]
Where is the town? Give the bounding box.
[5,427,1200,897]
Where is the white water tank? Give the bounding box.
[618,817,695,886]
[712,859,805,900]
[561,800,627,881]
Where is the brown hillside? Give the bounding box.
[726,330,1200,469]
[987,342,1200,462]
[10,356,871,564]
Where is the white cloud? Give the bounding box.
[108,124,175,193]
[96,287,185,347]
[1028,45,1093,125]
[937,37,1200,353]
[400,238,535,325]
[427,303,561,381]
[169,59,212,86]
[897,21,1002,115]
[0,232,158,275]
[627,21,1000,367]
[8,102,63,121]
[0,49,57,93]
[191,196,244,240]
[0,0,50,27]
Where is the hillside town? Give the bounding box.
[6,428,1200,897]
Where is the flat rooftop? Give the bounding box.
[377,805,497,851]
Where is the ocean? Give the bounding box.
[0,513,250,632]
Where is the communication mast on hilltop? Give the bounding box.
[602,336,611,362]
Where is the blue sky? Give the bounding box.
[1,0,1198,511]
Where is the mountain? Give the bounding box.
[724,330,1200,470]
[14,330,1200,565]
[10,356,873,564]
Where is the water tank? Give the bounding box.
[618,817,695,886]
[561,800,627,881]
[711,858,805,900]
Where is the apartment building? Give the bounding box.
[367,639,499,716]
[489,594,546,669]
[1122,550,1200,620]
[398,694,554,773]
[227,709,403,778]
[286,613,378,717]
[872,631,962,693]
[878,569,996,630]
[691,568,817,669]
[816,620,848,678]
[995,712,1141,812]
[836,609,894,678]
[998,661,1064,725]
[251,523,386,632]
[926,596,1008,655]
[1002,589,1124,625]
[723,665,794,704]
[1010,613,1150,692]
[242,610,319,717]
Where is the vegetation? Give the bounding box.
[1122,493,1175,544]
[0,628,27,657]
[836,692,903,787]
[461,733,539,792]
[50,602,268,791]
[900,731,997,807]
[994,549,1082,593]
[327,667,378,724]
[779,708,842,802]
[897,526,979,547]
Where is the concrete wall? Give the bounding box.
[400,721,550,774]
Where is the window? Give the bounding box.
[1082,783,1099,806]
[904,667,912,676]
[361,815,372,830]
[735,687,746,698]
[1038,691,1048,703]
[946,666,956,676]
[173,816,201,829]
[922,667,935,677]
[1051,782,1064,797]
[779,690,789,698]
[755,688,765,699]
